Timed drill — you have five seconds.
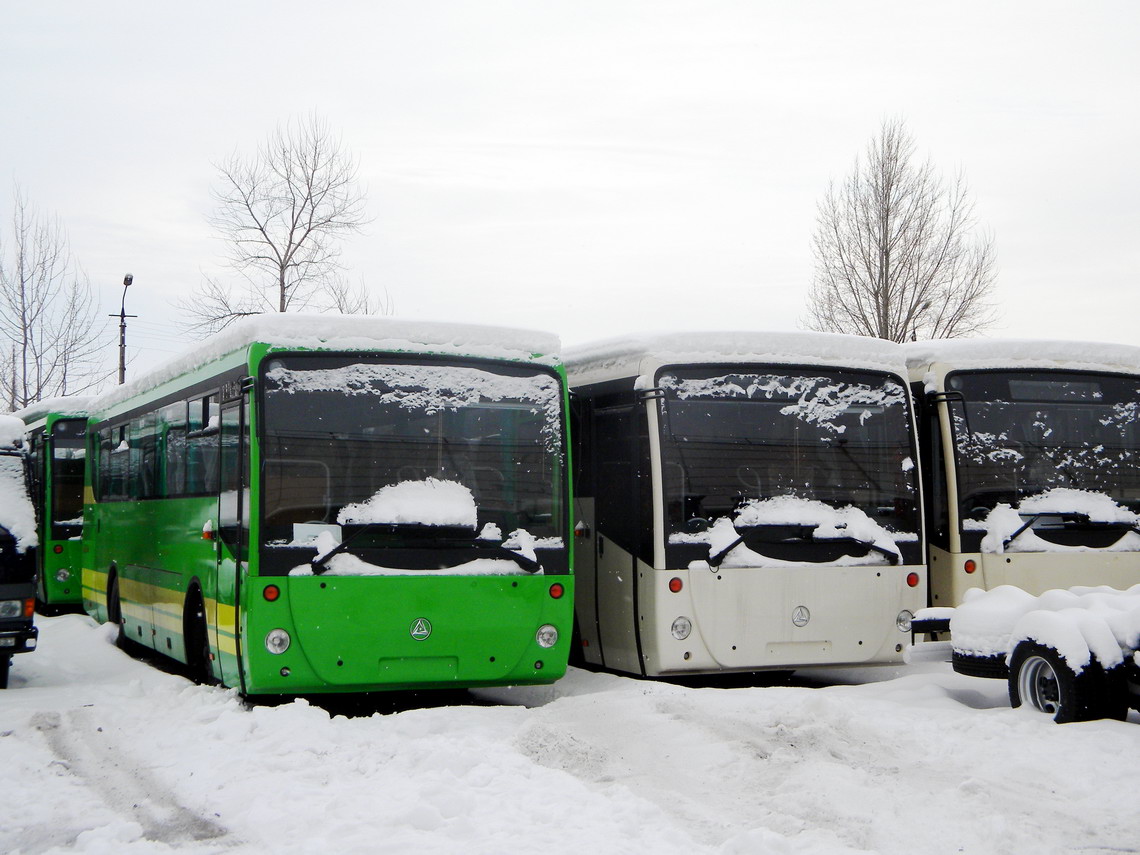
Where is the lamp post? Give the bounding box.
[112,273,136,385]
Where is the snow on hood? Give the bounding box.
[0,414,25,450]
[0,454,37,552]
[973,489,1140,554]
[678,495,908,568]
[337,478,478,529]
[951,584,1140,672]
[566,331,907,387]
[903,338,1140,375]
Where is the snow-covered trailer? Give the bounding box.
[0,413,39,687]
[904,339,1140,610]
[946,584,1140,722]
[567,332,925,677]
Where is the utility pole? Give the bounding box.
[110,273,136,385]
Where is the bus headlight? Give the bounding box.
[265,629,291,654]
[671,616,692,640]
[536,625,558,648]
[896,610,914,633]
[55,568,71,583]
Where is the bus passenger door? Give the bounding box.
[216,396,248,687]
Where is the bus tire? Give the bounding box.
[184,588,216,686]
[107,571,128,650]
[0,654,10,689]
[1008,641,1114,723]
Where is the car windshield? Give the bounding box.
[948,369,1140,519]
[657,365,920,566]
[260,355,567,573]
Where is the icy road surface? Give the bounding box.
[1,614,1136,854]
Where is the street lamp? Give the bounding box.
[112,273,136,385]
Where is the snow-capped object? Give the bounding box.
[975,489,1140,554]
[0,414,25,449]
[566,330,907,386]
[338,478,479,529]
[903,338,1140,375]
[0,453,37,553]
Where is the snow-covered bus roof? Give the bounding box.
[565,331,908,387]
[94,314,563,414]
[10,395,97,425]
[903,339,1140,376]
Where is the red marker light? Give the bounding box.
[549,583,564,599]
[964,559,977,574]
[906,572,920,588]
[264,585,280,602]
[53,545,64,554]
[23,598,35,618]
[668,577,683,593]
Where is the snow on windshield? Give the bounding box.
[671,495,913,568]
[0,454,37,552]
[338,478,478,528]
[951,583,1140,672]
[967,488,1140,554]
[264,362,563,452]
[659,372,905,434]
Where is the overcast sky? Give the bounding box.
[2,1,1138,374]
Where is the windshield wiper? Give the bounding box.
[1003,512,1140,549]
[310,523,543,574]
[708,524,899,567]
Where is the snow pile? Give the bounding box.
[903,338,1140,375]
[677,496,908,568]
[566,330,908,386]
[97,314,562,415]
[976,489,1140,554]
[952,584,1140,672]
[0,453,37,552]
[1,614,1136,855]
[338,479,478,528]
[0,413,26,448]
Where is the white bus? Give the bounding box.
[568,332,925,677]
[905,339,1140,608]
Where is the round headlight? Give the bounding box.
[536,624,558,648]
[265,628,291,654]
[896,610,914,633]
[55,568,71,583]
[671,616,692,640]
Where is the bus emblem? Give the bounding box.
[791,606,811,628]
[410,618,432,640]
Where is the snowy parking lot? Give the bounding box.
[1,614,1136,855]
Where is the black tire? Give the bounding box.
[1008,640,1120,723]
[184,589,217,686]
[106,572,145,655]
[0,655,10,689]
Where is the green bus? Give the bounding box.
[82,315,574,695]
[15,398,93,614]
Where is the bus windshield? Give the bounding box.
[948,370,1140,525]
[260,355,567,574]
[658,366,920,567]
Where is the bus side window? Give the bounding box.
[160,401,187,497]
[108,425,129,501]
[186,395,220,495]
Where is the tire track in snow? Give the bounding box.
[31,709,234,849]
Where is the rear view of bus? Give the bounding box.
[13,399,92,614]
[906,339,1140,607]
[84,316,573,696]
[569,333,925,677]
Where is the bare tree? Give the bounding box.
[0,187,107,410]
[181,114,374,334]
[805,119,998,342]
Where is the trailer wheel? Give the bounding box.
[0,654,10,689]
[1008,641,1116,723]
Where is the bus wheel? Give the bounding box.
[0,655,10,689]
[1008,641,1115,723]
[184,590,217,686]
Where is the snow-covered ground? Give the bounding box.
[2,615,1136,855]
